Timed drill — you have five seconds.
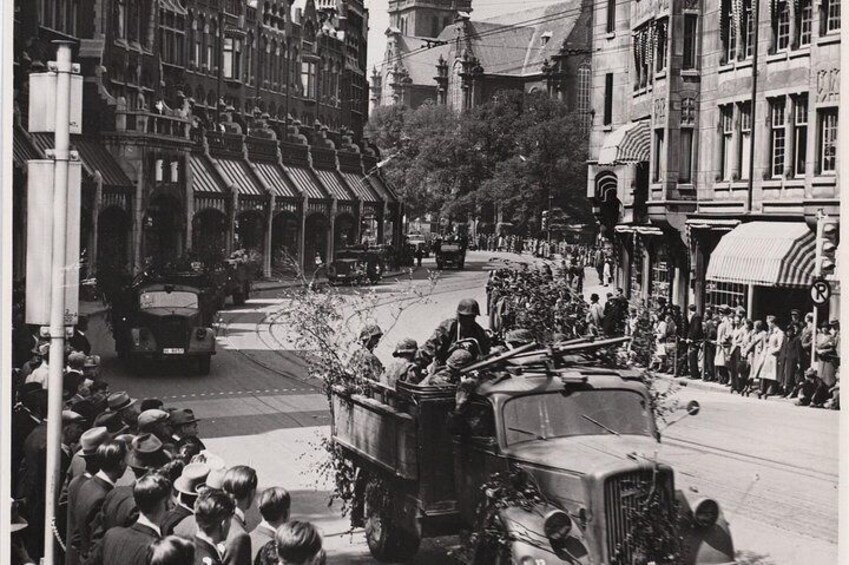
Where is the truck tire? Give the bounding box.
[364,482,420,562]
[197,356,211,375]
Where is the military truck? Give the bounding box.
[110,272,217,374]
[434,239,466,270]
[330,338,734,564]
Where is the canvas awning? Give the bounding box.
[706,221,815,288]
[597,121,651,166]
[367,174,394,203]
[254,162,299,198]
[613,223,663,236]
[213,158,265,197]
[341,172,379,202]
[314,169,354,201]
[13,127,41,169]
[29,132,132,187]
[282,164,326,200]
[190,155,225,194]
[686,218,741,231]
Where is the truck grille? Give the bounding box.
[158,317,188,349]
[604,469,675,565]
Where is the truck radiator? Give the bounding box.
[604,469,675,565]
[158,317,188,349]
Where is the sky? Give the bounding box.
[364,0,566,74]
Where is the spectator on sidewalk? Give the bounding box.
[146,535,195,565]
[274,521,325,565]
[800,312,815,370]
[250,487,292,564]
[779,322,803,398]
[220,466,257,565]
[758,315,784,399]
[685,304,704,380]
[193,490,236,565]
[815,320,840,406]
[714,306,733,386]
[702,308,717,381]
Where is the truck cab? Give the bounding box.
[331,355,734,564]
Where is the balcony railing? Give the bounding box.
[120,110,191,139]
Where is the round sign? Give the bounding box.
[810,279,831,305]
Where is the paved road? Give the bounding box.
[90,251,838,564]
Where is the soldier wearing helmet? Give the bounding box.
[383,338,422,388]
[349,324,384,382]
[421,349,474,386]
[415,299,492,371]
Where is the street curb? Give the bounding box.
[654,373,803,404]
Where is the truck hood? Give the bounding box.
[138,307,199,318]
[503,434,665,476]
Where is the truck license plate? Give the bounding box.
[163,348,185,354]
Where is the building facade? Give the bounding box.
[12,0,399,285]
[587,0,840,322]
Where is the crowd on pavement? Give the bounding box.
[10,306,327,565]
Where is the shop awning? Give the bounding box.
[686,218,741,231]
[213,158,265,197]
[706,221,815,288]
[314,169,354,201]
[598,121,650,166]
[254,162,299,198]
[282,164,326,199]
[30,132,132,187]
[341,172,379,202]
[14,127,41,169]
[190,155,225,194]
[614,223,663,236]
[367,174,394,203]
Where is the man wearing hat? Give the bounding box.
[69,315,92,355]
[65,427,110,565]
[74,440,128,563]
[702,307,717,381]
[421,349,474,386]
[170,409,206,450]
[83,355,101,381]
[349,324,385,382]
[162,463,210,535]
[382,339,422,388]
[416,298,492,370]
[25,341,52,388]
[20,339,48,381]
[11,383,46,491]
[94,411,130,436]
[138,409,173,447]
[106,391,140,432]
[684,304,704,380]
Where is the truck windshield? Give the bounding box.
[502,390,652,445]
[139,291,198,310]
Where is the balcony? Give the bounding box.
[119,110,191,140]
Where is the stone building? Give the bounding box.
[370,0,594,116]
[587,0,840,322]
[12,0,399,284]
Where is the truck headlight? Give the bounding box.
[196,328,206,340]
[543,509,572,541]
[693,498,719,528]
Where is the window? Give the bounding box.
[208,21,217,72]
[653,129,664,182]
[739,103,752,179]
[770,97,786,177]
[301,60,316,98]
[799,0,813,45]
[431,16,440,37]
[705,281,748,312]
[824,0,841,34]
[679,128,693,184]
[603,73,613,125]
[244,35,252,84]
[774,1,790,51]
[223,38,234,78]
[203,23,210,69]
[577,63,591,128]
[606,0,616,33]
[655,19,668,73]
[721,105,734,180]
[818,108,838,174]
[683,15,698,69]
[793,95,808,177]
[742,0,754,58]
[115,0,126,39]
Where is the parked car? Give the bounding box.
[331,338,734,564]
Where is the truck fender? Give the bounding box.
[492,505,592,564]
[676,490,735,565]
[188,327,217,353]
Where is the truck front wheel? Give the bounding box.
[197,356,211,375]
[364,481,420,562]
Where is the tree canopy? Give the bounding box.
[365,91,593,235]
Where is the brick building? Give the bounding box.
[12,0,400,283]
[586,0,840,322]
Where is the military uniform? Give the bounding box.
[383,360,422,387]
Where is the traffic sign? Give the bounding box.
[810,279,831,305]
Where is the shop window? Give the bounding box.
[818,108,838,174]
[650,246,672,311]
[720,105,734,181]
[798,0,813,45]
[793,95,808,177]
[683,15,698,70]
[630,237,645,299]
[603,73,613,125]
[705,281,747,311]
[769,97,786,178]
[739,102,752,180]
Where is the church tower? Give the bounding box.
[388,0,472,38]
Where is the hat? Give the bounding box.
[138,409,170,431]
[457,298,481,317]
[126,433,172,470]
[62,410,86,424]
[392,338,418,357]
[791,309,801,316]
[140,398,165,412]
[191,451,226,472]
[69,399,97,424]
[84,355,101,369]
[174,463,211,495]
[205,467,227,490]
[94,411,130,435]
[687,304,697,311]
[446,349,474,370]
[114,433,137,446]
[505,329,534,345]
[170,408,201,426]
[36,341,51,356]
[80,427,110,456]
[829,319,840,328]
[18,382,43,400]
[359,324,383,343]
[106,391,137,412]
[68,352,87,369]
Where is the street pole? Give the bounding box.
[43,40,74,564]
[811,209,824,369]
[746,0,760,213]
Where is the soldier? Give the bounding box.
[504,329,534,349]
[383,339,422,388]
[349,325,384,382]
[421,349,474,386]
[416,299,491,370]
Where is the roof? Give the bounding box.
[29,132,133,187]
[189,155,225,194]
[314,169,354,201]
[340,171,379,202]
[213,158,265,197]
[253,162,300,198]
[281,164,327,200]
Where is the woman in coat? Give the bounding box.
[759,315,785,398]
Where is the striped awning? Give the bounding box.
[314,169,354,201]
[282,164,326,199]
[706,221,815,288]
[341,172,379,202]
[30,132,132,187]
[213,158,265,197]
[254,162,299,198]
[13,127,41,169]
[598,121,650,166]
[367,174,395,202]
[190,155,225,194]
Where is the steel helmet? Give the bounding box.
[446,349,474,369]
[457,298,481,317]
[359,324,383,344]
[393,338,418,357]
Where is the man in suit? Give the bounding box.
[169,409,206,451]
[87,472,171,565]
[194,490,236,565]
[65,427,109,565]
[161,462,210,535]
[221,465,257,565]
[75,441,127,563]
[274,521,325,565]
[685,304,704,380]
[250,487,291,563]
